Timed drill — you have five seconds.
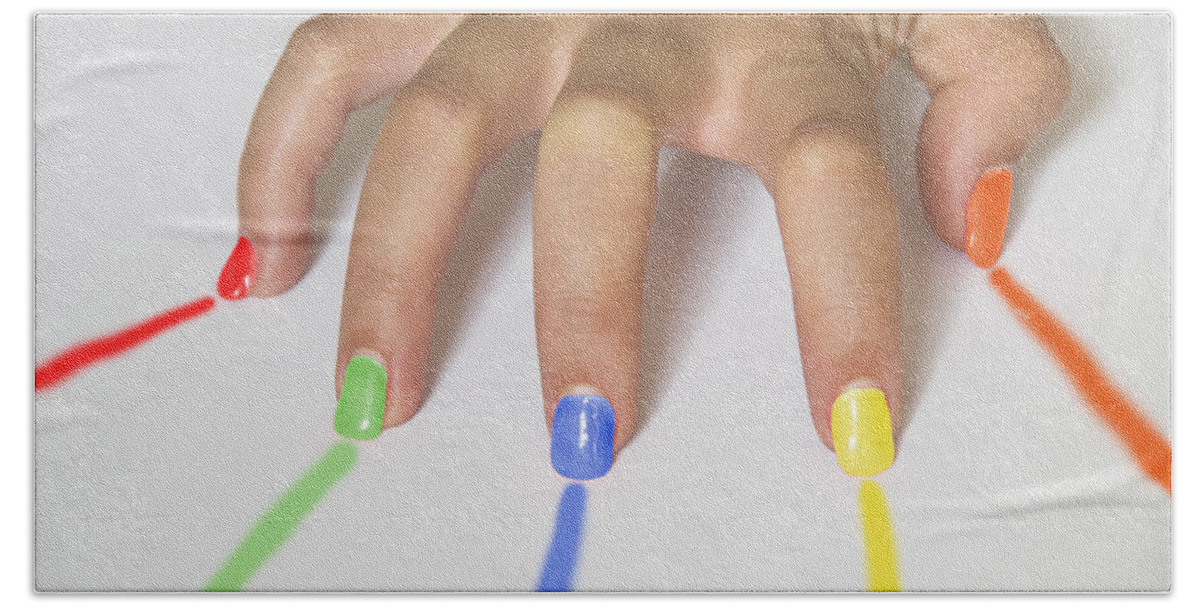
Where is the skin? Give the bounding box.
[237,14,1070,460]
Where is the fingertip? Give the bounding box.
[334,347,426,439]
[381,402,419,430]
[243,236,312,298]
[918,154,1016,267]
[381,371,425,430]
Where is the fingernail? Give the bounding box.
[334,355,387,441]
[550,394,615,480]
[964,168,1013,269]
[217,236,256,300]
[831,387,895,477]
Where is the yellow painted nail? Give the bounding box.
[831,388,895,477]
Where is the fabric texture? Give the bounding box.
[34,14,1171,591]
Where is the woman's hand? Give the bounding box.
[230,14,1069,479]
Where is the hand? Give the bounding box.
[230,14,1069,478]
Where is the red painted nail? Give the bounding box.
[217,236,256,300]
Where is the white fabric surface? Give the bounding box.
[34,14,1171,591]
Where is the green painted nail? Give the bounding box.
[334,356,386,441]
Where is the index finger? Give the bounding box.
[236,14,462,296]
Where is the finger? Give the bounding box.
[332,91,487,440]
[757,124,902,478]
[906,14,1071,268]
[532,17,707,480]
[237,14,462,297]
[534,95,659,480]
[334,17,573,440]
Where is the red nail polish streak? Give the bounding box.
[34,296,216,392]
[989,267,1171,494]
[217,236,256,300]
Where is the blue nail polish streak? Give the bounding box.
[550,394,615,480]
[536,483,587,592]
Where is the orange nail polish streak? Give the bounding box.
[965,169,1013,269]
[988,267,1171,493]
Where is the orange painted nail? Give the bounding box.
[964,169,1013,268]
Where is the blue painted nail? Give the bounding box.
[550,394,615,480]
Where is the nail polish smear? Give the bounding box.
[205,441,358,591]
[35,296,216,392]
[334,356,387,441]
[965,168,1013,269]
[989,267,1171,493]
[550,395,615,480]
[536,483,588,592]
[831,388,895,477]
[858,480,901,592]
[216,236,256,300]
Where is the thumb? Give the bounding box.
[907,14,1071,268]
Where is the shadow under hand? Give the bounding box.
[427,134,539,384]
[877,53,960,448]
[878,16,1102,453]
[310,99,393,263]
[636,148,747,442]
[1006,16,1107,242]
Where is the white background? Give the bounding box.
[7,0,1194,605]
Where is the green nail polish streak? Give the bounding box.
[204,441,358,592]
[334,355,387,441]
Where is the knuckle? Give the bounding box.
[773,119,880,180]
[397,71,485,128]
[548,94,652,135]
[1032,48,1073,107]
[552,93,644,123]
[1001,47,1072,122]
[281,16,356,84]
[1003,26,1073,110]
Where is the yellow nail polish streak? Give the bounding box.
[858,480,901,592]
[831,388,895,477]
